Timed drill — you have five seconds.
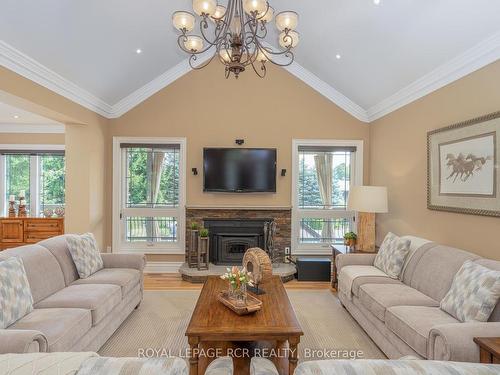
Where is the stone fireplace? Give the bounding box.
[186,207,291,265]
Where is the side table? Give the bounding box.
[330,244,378,289]
[474,337,500,363]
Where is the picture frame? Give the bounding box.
[427,111,500,217]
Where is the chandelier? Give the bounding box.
[172,0,299,78]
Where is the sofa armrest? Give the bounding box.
[336,253,376,274]
[0,330,48,354]
[101,253,146,272]
[428,322,500,362]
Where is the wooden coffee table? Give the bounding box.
[186,276,303,375]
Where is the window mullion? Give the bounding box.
[30,155,39,217]
[0,155,5,216]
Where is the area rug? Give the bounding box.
[99,290,384,361]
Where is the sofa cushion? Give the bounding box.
[474,258,500,322]
[39,235,80,286]
[67,233,103,279]
[0,257,34,328]
[71,268,141,297]
[385,306,458,357]
[352,275,402,297]
[359,284,439,322]
[0,245,66,304]
[35,284,121,325]
[374,232,411,279]
[405,245,479,302]
[8,308,91,352]
[440,261,500,322]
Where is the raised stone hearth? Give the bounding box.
[186,207,292,263]
[179,262,296,283]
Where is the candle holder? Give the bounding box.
[18,198,27,217]
[8,201,16,217]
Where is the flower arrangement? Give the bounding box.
[221,266,254,289]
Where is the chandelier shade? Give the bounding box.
[172,0,300,78]
[275,11,299,31]
[184,35,204,52]
[172,11,196,32]
[192,0,217,16]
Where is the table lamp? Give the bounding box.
[347,186,388,252]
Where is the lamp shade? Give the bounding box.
[193,0,217,16]
[347,186,388,213]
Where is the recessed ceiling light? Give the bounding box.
[373,0,381,5]
[13,115,19,119]
[335,54,341,60]
[136,49,142,54]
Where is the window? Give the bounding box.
[0,146,65,217]
[292,140,363,254]
[113,138,186,253]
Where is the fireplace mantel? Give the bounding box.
[186,205,292,210]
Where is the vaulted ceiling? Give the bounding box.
[1,0,499,122]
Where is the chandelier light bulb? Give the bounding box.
[219,49,233,63]
[243,0,268,16]
[184,35,204,52]
[259,6,274,23]
[275,11,298,31]
[172,11,195,32]
[212,5,226,20]
[192,0,217,16]
[279,30,299,49]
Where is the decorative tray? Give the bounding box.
[217,291,263,315]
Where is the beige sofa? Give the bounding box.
[0,235,145,354]
[337,236,500,363]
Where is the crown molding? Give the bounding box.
[366,31,500,122]
[2,32,500,124]
[0,123,64,133]
[0,41,114,118]
[284,62,369,122]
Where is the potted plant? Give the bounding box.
[188,222,199,268]
[343,232,357,247]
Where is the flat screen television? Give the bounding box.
[203,148,277,192]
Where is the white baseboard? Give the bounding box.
[144,261,183,274]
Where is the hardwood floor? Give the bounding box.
[144,273,334,291]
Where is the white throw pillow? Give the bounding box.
[373,232,411,279]
[67,233,103,279]
[0,257,34,328]
[440,260,500,322]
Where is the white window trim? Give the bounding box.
[112,137,187,255]
[0,144,65,217]
[291,139,363,255]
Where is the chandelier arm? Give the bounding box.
[199,15,232,47]
[250,60,266,78]
[189,52,217,70]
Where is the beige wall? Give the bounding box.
[0,67,108,248]
[370,60,500,260]
[0,133,65,144]
[108,62,370,248]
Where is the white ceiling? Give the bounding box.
[0,102,63,133]
[0,0,499,122]
[0,101,59,124]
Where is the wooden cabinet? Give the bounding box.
[0,218,64,250]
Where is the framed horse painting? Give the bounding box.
[427,111,500,217]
